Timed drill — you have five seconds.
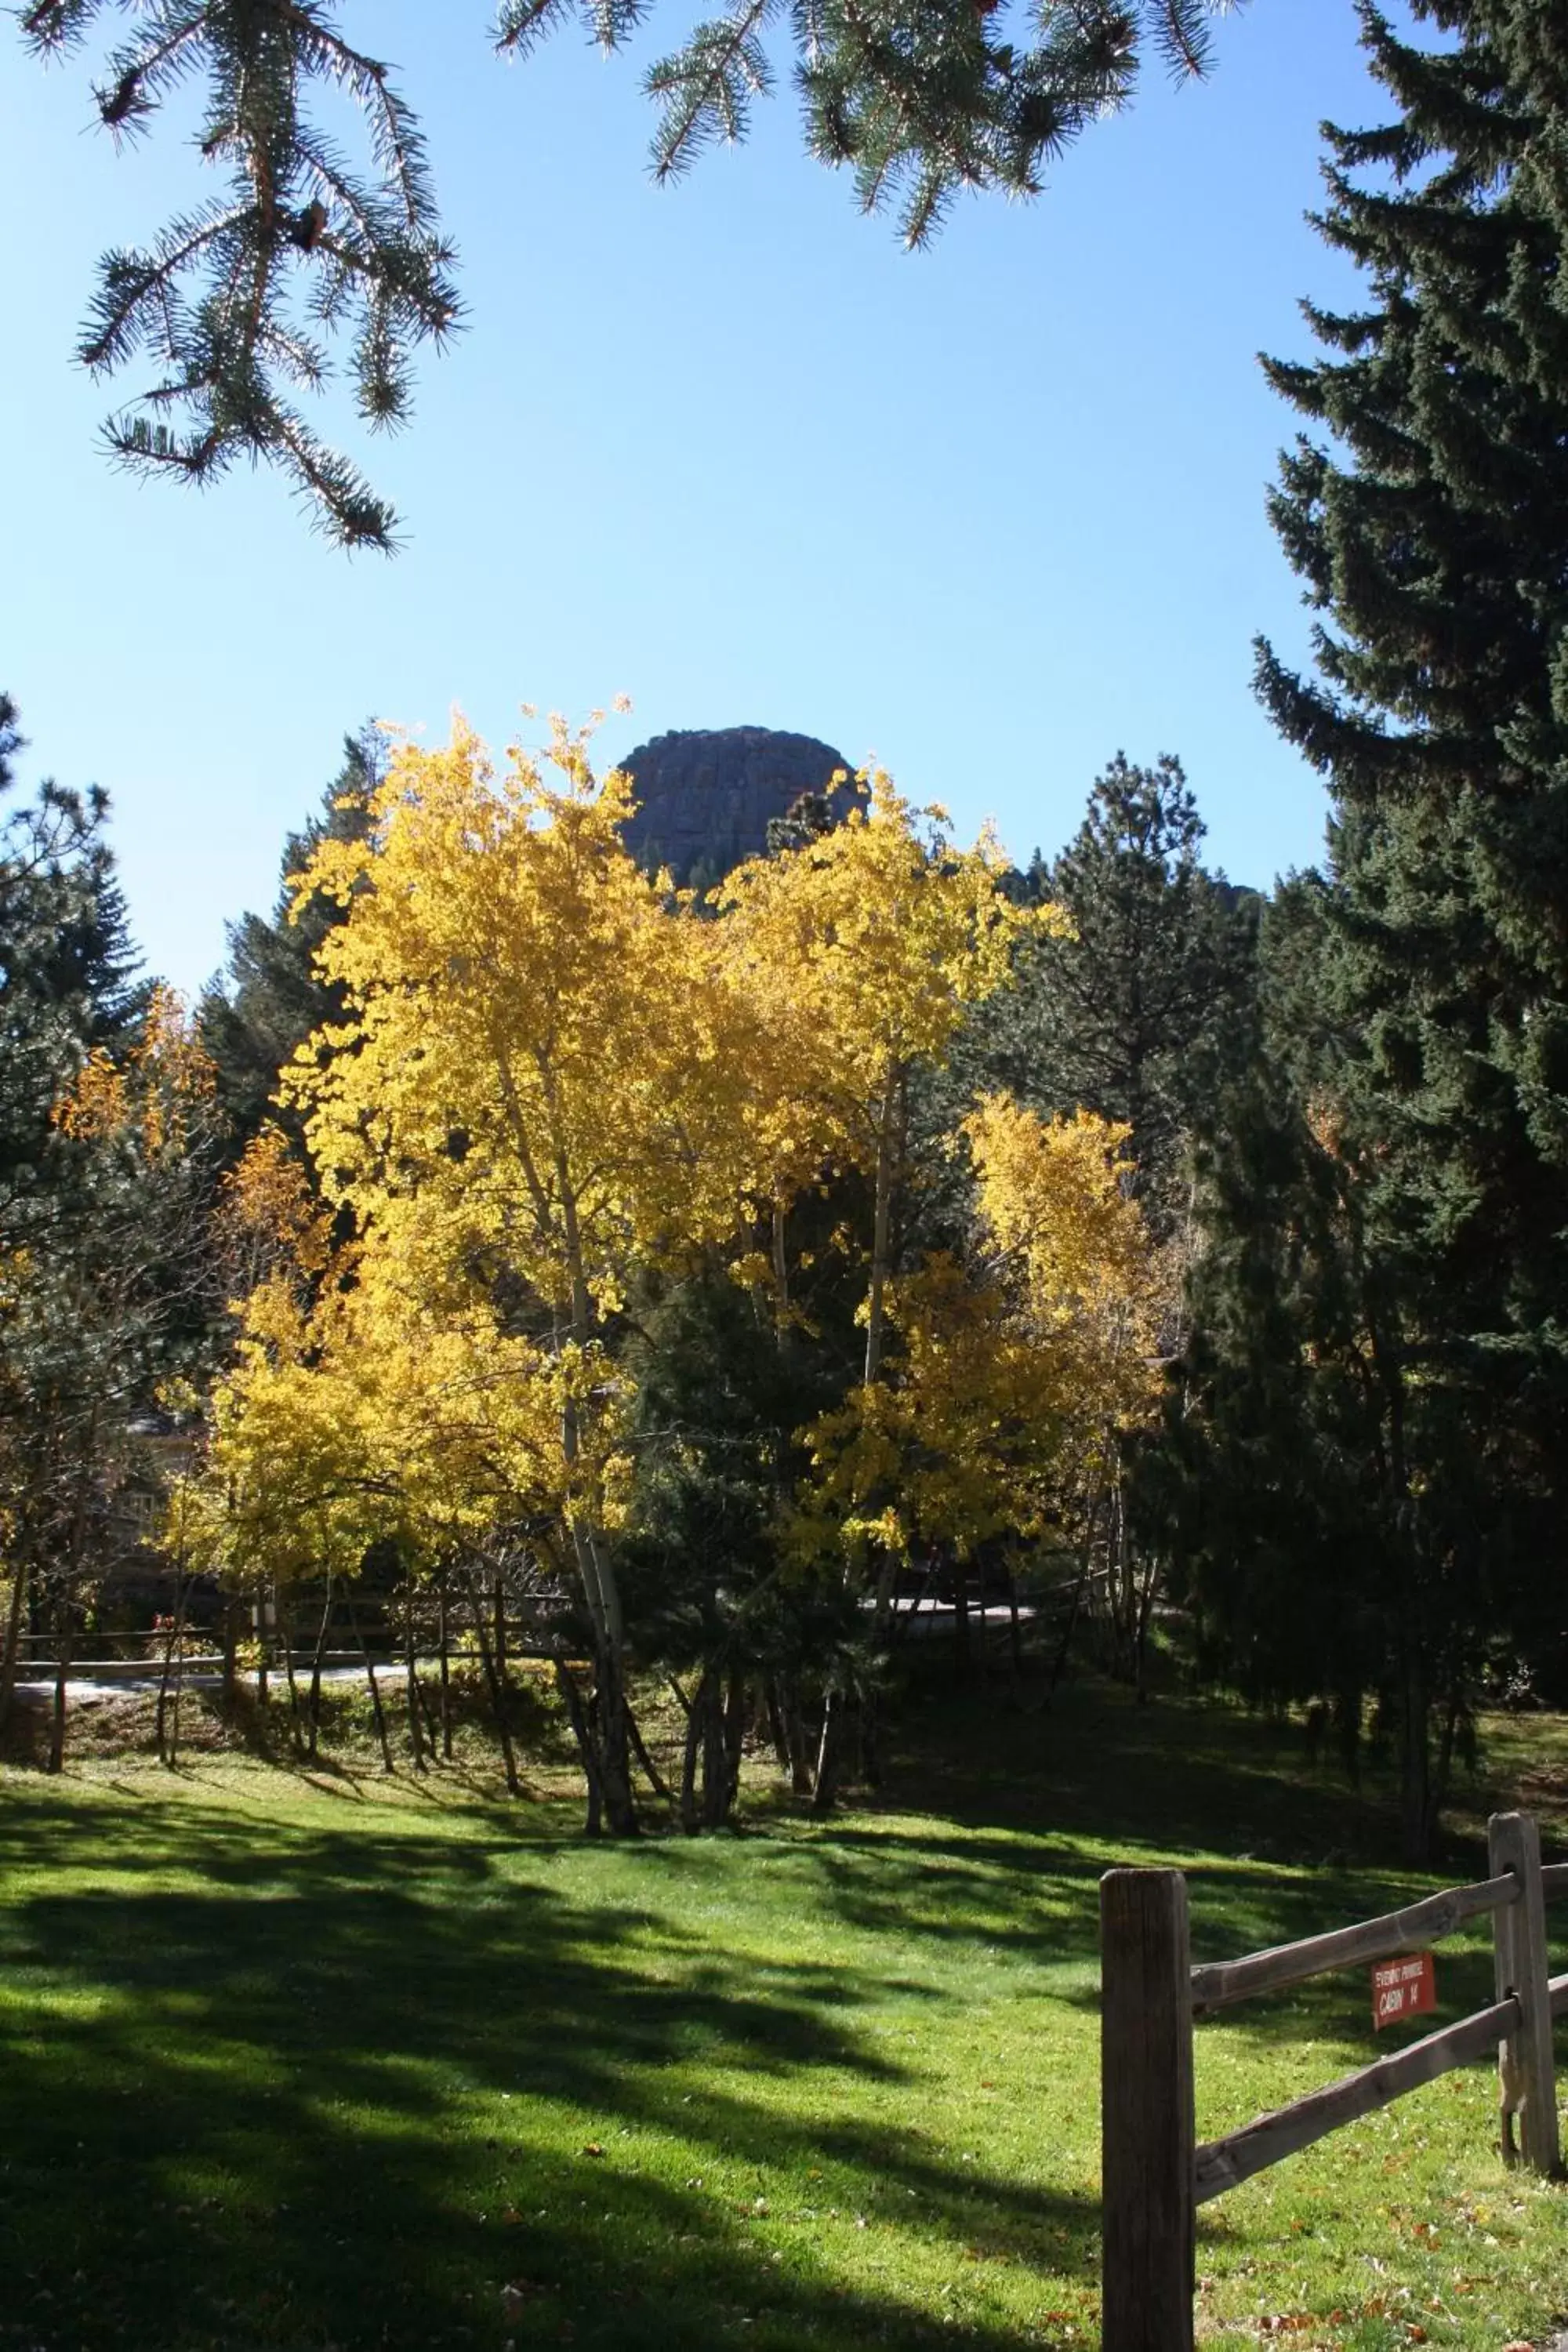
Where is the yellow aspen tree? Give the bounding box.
[717,772,1044,1381]
[280,711,755,1832]
[963,1094,1165,1445]
[716,776,1044,1801]
[798,1099,1165,1639]
[966,1091,1173,1680]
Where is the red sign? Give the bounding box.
[1372,1952,1436,2029]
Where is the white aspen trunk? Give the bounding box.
[863,1077,896,1388]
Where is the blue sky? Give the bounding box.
[2,1,1389,995]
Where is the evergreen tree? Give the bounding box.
[0,706,216,1746]
[1159,880,1492,1848]
[618,1266,856,1826]
[20,1,1238,545]
[0,693,143,1248]
[199,727,382,1155]
[0,991,224,1759]
[955,752,1259,1227]
[1174,2,1568,1857]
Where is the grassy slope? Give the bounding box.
[2,1678,1566,2350]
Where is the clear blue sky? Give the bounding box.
[2,1,1389,996]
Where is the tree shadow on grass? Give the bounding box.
[797,1675,1512,2088]
[875,1674,1425,1866]
[0,1785,1098,2352]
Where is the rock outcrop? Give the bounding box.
[618,726,851,880]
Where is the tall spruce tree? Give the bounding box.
[956,752,1258,1227]
[199,727,382,1155]
[0,693,143,1245]
[1175,2,1568,1858]
[0,700,174,1738]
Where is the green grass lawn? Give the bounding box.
[3,1675,1568,2350]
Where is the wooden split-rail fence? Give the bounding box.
[1099,1812,1568,2350]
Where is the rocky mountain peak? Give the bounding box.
[618,725,851,881]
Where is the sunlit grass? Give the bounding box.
[1,1677,1566,2347]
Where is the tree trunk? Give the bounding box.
[221,1593,239,1708]
[49,1420,97,1774]
[415,1661,442,1752]
[307,1578,332,1760]
[347,1595,393,1772]
[811,1687,843,1815]
[465,1570,521,1795]
[280,1598,304,1756]
[551,1149,636,1834]
[680,1679,702,1835]
[628,1702,673,1804]
[722,1668,747,1819]
[700,1669,727,1828]
[437,1581,453,1762]
[404,1591,426,1773]
[1131,1544,1161,1703]
[764,1679,791,1777]
[156,1568,191,1767]
[47,1596,74,1776]
[0,1555,30,1735]
[776,1677,815,1796]
[554,1658,603,1834]
[592,1634,639,1835]
[170,1626,187,1765]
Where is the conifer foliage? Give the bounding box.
[1175,1,1568,1857]
[20,1,460,548]
[0,693,143,1247]
[199,726,382,1154]
[24,0,1240,541]
[976,753,1258,1225]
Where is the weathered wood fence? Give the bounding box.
[1100,1812,1568,2350]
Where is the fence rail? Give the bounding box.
[1189,1871,1518,2012]
[1101,1810,1566,2352]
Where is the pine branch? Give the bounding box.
[26,0,1249,546]
[495,0,589,61]
[647,0,779,179]
[29,0,459,550]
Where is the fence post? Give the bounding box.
[1489,1809,1560,2177]
[1101,1867,1196,2352]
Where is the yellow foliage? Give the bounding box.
[287,713,762,1320]
[218,1125,333,1296]
[716,771,1051,1197]
[208,1229,629,1586]
[965,1091,1166,1427]
[52,986,216,1160]
[201,713,1155,1635]
[796,1254,1075,1564]
[966,1095,1146,1323]
[798,1094,1168,1571]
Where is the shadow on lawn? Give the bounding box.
[0,1786,1097,2352]
[0,1675,1540,2350]
[820,1674,1514,2065]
